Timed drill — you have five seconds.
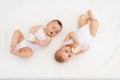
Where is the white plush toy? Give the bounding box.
[27,33,36,42]
[72,43,89,54]
[71,45,81,54]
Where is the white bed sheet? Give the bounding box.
[0,0,120,79]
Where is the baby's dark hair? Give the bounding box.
[54,49,64,63]
[51,19,62,29]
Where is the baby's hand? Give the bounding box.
[29,28,36,34]
[32,38,39,44]
[29,25,42,33]
[73,43,79,48]
[10,49,17,55]
[75,50,83,55]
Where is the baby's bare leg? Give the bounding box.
[10,30,33,58]
[89,19,98,37]
[88,10,99,37]
[11,48,33,58]
[10,30,24,50]
[78,14,89,28]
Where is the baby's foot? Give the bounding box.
[10,49,17,55]
[87,10,94,20]
[10,44,16,50]
[10,50,13,54]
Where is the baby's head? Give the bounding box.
[54,45,73,63]
[46,20,62,37]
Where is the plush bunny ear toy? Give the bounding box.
[27,33,36,42]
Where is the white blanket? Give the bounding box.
[0,0,120,79]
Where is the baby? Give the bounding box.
[54,10,98,63]
[10,20,62,58]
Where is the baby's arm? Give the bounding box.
[76,44,90,55]
[33,38,51,47]
[66,43,78,48]
[64,31,79,44]
[30,25,42,33]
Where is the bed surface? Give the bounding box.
[0,0,120,79]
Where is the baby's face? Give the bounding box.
[46,21,61,37]
[55,46,73,63]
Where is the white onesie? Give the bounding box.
[15,40,40,51]
[15,28,47,51]
[64,24,93,54]
[75,24,93,44]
